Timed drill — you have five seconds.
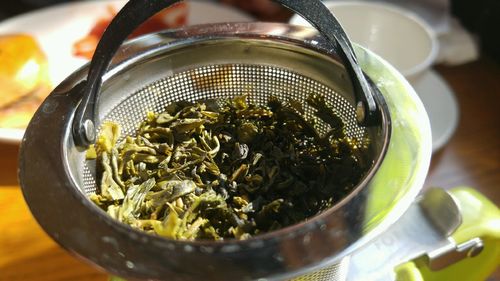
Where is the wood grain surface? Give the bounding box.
[0,58,499,281]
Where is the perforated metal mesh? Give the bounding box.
[82,64,367,195]
[290,258,349,281]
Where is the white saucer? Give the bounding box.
[411,70,459,153]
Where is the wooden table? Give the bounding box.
[1,58,499,281]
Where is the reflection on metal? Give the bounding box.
[419,187,462,236]
[425,237,484,271]
[347,188,462,281]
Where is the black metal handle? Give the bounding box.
[72,0,380,147]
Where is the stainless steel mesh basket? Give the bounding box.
[82,62,373,195]
[19,1,392,280]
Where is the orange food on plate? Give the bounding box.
[0,34,52,128]
[0,93,48,128]
[73,3,188,59]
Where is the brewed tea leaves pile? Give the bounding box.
[88,94,368,240]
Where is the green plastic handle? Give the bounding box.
[396,187,500,281]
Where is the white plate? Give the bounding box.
[412,70,459,153]
[0,0,253,143]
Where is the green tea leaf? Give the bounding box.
[119,178,155,223]
[90,94,368,240]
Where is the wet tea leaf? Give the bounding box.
[89,94,368,240]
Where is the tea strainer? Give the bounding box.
[20,0,498,280]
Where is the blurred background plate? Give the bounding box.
[0,0,253,143]
[412,70,459,152]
